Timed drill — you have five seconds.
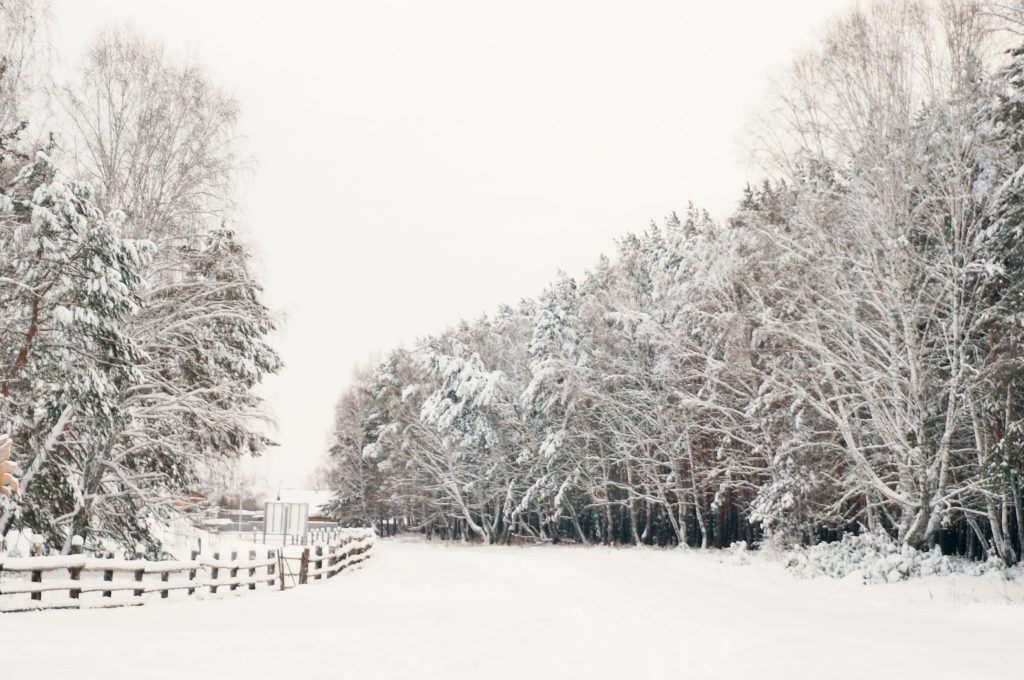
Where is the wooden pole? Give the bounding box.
[248,549,257,590]
[29,538,43,602]
[188,550,198,596]
[210,552,220,594]
[229,550,238,591]
[132,544,145,598]
[102,551,114,598]
[68,536,83,600]
[298,547,310,586]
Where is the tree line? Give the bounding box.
[322,0,1024,565]
[0,1,280,553]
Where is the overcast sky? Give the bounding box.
[51,0,854,489]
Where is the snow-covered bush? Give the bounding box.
[784,531,1007,584]
[0,527,34,558]
[727,540,751,565]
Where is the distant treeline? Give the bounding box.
[322,1,1024,564]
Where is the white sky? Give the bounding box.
[50,0,854,488]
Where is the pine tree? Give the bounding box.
[0,152,150,550]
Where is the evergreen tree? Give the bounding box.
[0,152,149,550]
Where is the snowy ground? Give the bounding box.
[7,538,1023,680]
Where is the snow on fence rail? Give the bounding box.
[0,527,375,613]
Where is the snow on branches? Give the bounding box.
[322,2,1024,565]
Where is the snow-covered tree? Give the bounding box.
[0,152,150,550]
[320,0,1024,564]
[55,28,282,540]
[0,22,280,553]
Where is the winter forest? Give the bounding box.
[3,0,1024,571]
[4,1,1024,677]
[0,0,280,553]
[322,0,1024,568]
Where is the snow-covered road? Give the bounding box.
[7,539,1023,680]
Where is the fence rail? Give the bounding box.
[0,527,375,613]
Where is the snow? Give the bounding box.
[6,539,1022,680]
[784,530,1010,583]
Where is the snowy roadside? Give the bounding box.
[395,533,1024,607]
[7,538,1018,680]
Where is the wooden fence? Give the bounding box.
[0,528,375,613]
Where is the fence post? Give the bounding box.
[314,545,323,581]
[103,551,114,598]
[30,536,44,602]
[133,566,144,598]
[267,549,275,588]
[277,550,285,591]
[160,570,170,599]
[68,535,83,600]
[132,544,145,598]
[298,547,310,586]
[188,550,198,596]
[248,549,256,590]
[210,552,220,594]
[229,551,238,591]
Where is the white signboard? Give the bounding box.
[264,501,308,544]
